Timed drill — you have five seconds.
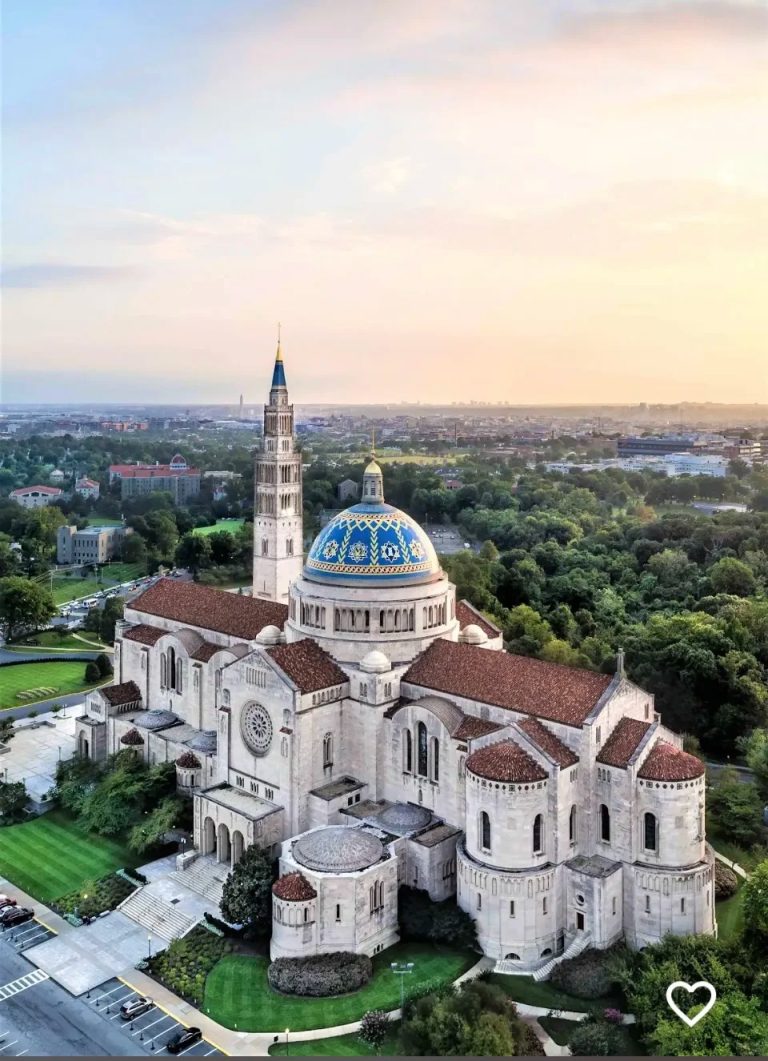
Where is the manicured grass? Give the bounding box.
[9,630,108,651]
[709,830,767,872]
[0,810,137,902]
[0,659,101,710]
[487,973,622,1015]
[269,1029,400,1056]
[716,881,745,941]
[100,562,144,583]
[86,516,123,527]
[202,943,475,1033]
[192,519,245,537]
[50,576,103,604]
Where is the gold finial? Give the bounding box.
[276,322,283,362]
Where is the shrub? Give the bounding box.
[95,652,113,677]
[568,1018,623,1056]
[549,945,623,1000]
[55,872,135,918]
[268,952,372,998]
[359,1010,390,1051]
[714,860,739,900]
[398,886,478,950]
[85,661,101,683]
[146,924,230,1006]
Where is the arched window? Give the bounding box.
[417,722,428,776]
[644,812,657,851]
[167,647,176,691]
[569,805,576,845]
[404,730,413,773]
[533,814,543,855]
[323,733,333,768]
[480,811,491,851]
[600,804,611,843]
[431,738,439,782]
[160,652,167,689]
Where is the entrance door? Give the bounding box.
[576,912,585,931]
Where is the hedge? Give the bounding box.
[268,952,373,998]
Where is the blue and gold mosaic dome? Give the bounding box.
[305,502,440,586]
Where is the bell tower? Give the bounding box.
[252,331,304,602]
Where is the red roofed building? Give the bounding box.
[9,484,63,509]
[109,454,200,502]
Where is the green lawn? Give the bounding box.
[487,973,623,1015]
[269,1029,400,1056]
[708,830,767,872]
[100,562,143,583]
[203,943,475,1033]
[716,881,746,941]
[50,576,103,604]
[192,519,245,537]
[86,516,123,527]
[0,810,137,902]
[0,659,101,710]
[8,630,109,651]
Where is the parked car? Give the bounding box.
[0,895,17,910]
[0,907,34,928]
[166,1027,202,1054]
[120,997,153,1021]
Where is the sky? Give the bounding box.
[2,0,767,405]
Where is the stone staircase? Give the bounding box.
[172,854,229,907]
[118,887,197,942]
[533,932,592,981]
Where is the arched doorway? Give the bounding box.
[77,733,89,758]
[231,830,244,866]
[202,817,216,856]
[217,822,231,864]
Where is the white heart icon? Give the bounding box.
[665,981,717,1027]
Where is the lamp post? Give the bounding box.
[285,1028,290,1056]
[147,934,152,959]
[391,961,414,1014]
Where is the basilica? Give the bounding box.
[77,344,715,973]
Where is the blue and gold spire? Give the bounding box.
[271,323,287,389]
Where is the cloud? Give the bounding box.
[1,263,139,289]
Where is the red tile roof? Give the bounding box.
[466,740,548,783]
[190,641,223,662]
[101,680,142,707]
[597,717,651,768]
[456,600,501,639]
[10,485,63,496]
[453,716,504,742]
[518,717,578,767]
[123,623,166,646]
[120,727,145,746]
[129,579,288,641]
[403,639,613,728]
[272,872,317,902]
[176,751,201,769]
[638,740,705,781]
[266,639,347,694]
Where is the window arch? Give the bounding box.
[569,805,576,845]
[404,729,413,773]
[417,722,428,777]
[167,647,176,691]
[323,733,333,768]
[644,812,657,851]
[600,804,611,843]
[480,811,491,851]
[431,737,439,782]
[533,814,543,855]
[160,651,167,689]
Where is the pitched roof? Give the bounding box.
[129,578,288,641]
[123,623,166,646]
[273,872,317,902]
[190,641,224,662]
[266,639,347,694]
[518,717,578,767]
[403,639,613,728]
[638,740,705,781]
[101,680,142,707]
[466,740,548,783]
[456,600,501,638]
[453,716,504,742]
[11,485,62,496]
[597,717,651,768]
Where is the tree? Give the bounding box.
[208,530,237,566]
[742,860,768,939]
[707,767,765,847]
[85,661,101,683]
[650,991,768,1057]
[741,727,768,800]
[0,780,27,822]
[94,652,113,678]
[219,844,273,935]
[358,1011,390,1053]
[0,576,55,641]
[129,796,185,854]
[710,557,757,597]
[99,597,124,644]
[568,1018,622,1056]
[175,533,212,577]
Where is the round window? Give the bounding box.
[241,703,273,755]
[576,893,585,906]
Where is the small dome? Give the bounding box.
[364,458,382,476]
[460,623,488,645]
[377,803,432,833]
[256,624,282,645]
[176,750,201,769]
[638,740,705,781]
[133,710,179,731]
[467,740,548,783]
[273,872,317,902]
[186,731,217,754]
[293,827,384,873]
[360,650,390,674]
[120,728,144,746]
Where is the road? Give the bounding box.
[0,946,137,1057]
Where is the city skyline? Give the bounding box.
[3,0,767,404]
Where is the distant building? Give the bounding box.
[75,477,100,500]
[337,478,359,502]
[49,468,66,483]
[9,485,63,509]
[109,453,201,503]
[617,436,701,458]
[57,524,131,565]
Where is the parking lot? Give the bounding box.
[1,919,57,953]
[85,978,224,1056]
